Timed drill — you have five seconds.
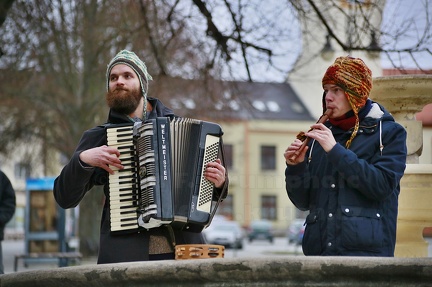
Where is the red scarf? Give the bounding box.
[329,100,372,131]
[329,113,357,131]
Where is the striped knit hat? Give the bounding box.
[106,50,153,119]
[322,56,372,148]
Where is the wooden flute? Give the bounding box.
[289,109,332,162]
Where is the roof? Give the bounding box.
[383,69,432,76]
[149,76,314,121]
[416,103,432,127]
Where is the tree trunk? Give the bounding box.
[78,186,104,257]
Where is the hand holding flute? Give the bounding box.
[284,109,333,165]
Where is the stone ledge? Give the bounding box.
[1,256,431,287]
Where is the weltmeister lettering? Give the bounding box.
[160,124,168,181]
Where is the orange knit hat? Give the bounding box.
[322,56,373,148]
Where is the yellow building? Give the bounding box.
[152,77,315,234]
[221,119,312,232]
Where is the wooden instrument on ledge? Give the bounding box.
[289,109,332,162]
[175,244,224,260]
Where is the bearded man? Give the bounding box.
[54,50,228,263]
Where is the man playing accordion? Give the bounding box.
[54,50,228,263]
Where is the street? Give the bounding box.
[3,237,431,274]
[3,237,301,274]
[223,237,303,258]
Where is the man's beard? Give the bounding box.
[106,86,142,115]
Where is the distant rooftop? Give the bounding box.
[382,69,432,76]
[150,76,314,121]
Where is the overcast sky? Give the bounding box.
[381,0,432,69]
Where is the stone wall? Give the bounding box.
[1,256,431,287]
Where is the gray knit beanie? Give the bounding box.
[106,50,153,119]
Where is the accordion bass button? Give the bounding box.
[139,167,147,177]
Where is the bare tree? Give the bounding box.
[177,0,432,79]
[296,0,432,72]
[0,0,14,30]
[0,0,196,256]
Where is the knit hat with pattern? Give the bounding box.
[322,56,373,148]
[106,50,153,119]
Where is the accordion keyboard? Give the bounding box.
[106,124,140,232]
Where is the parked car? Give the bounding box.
[287,219,305,245]
[247,220,273,243]
[203,220,244,249]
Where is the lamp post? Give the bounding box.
[320,34,335,61]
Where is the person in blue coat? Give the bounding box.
[54,50,228,263]
[284,56,407,256]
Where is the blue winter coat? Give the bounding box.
[285,102,407,256]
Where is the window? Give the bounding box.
[14,162,31,179]
[261,195,277,220]
[261,145,276,170]
[217,194,233,220]
[223,144,233,170]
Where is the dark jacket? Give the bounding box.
[285,102,407,256]
[0,170,16,241]
[54,98,228,263]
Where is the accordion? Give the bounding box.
[106,117,225,234]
